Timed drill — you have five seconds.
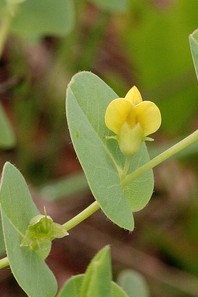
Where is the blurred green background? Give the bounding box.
[0,0,197,296]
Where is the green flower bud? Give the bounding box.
[118,123,144,156]
[21,213,68,259]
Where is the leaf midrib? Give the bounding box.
[68,86,123,176]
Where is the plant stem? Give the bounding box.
[63,201,100,231]
[0,256,9,269]
[123,129,198,185]
[120,156,131,181]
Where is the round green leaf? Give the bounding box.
[66,72,154,230]
[11,0,75,39]
[117,270,150,297]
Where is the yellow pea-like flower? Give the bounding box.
[105,86,161,156]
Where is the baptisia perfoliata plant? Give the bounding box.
[105,86,161,156]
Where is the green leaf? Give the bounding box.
[39,172,88,201]
[117,270,150,297]
[89,0,129,13]
[58,275,129,297]
[112,282,129,297]
[0,162,39,233]
[0,162,57,297]
[58,247,128,297]
[11,0,75,39]
[81,246,112,297]
[66,72,154,230]
[189,28,198,80]
[0,103,15,148]
[1,210,57,297]
[58,275,84,297]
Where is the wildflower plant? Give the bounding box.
[0,0,197,295]
[0,66,197,296]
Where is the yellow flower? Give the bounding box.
[105,86,161,156]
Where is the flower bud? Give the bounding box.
[118,123,143,156]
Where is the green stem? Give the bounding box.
[123,129,198,186]
[121,156,131,180]
[63,201,100,231]
[0,256,9,269]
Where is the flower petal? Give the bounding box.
[135,101,161,136]
[105,98,134,134]
[118,123,144,156]
[125,86,142,105]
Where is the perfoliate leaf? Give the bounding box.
[66,72,154,231]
